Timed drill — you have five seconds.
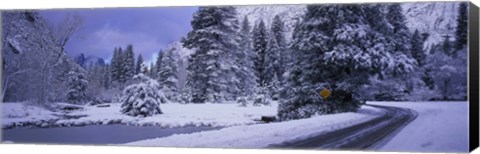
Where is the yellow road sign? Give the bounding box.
[320,88,331,99]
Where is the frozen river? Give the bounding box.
[2,125,220,145]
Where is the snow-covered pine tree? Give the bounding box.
[135,54,144,75]
[366,4,417,101]
[265,32,281,99]
[154,50,164,79]
[149,62,156,78]
[158,46,179,102]
[67,70,88,104]
[122,44,135,82]
[183,6,243,103]
[387,4,412,56]
[412,29,427,66]
[270,15,289,82]
[102,64,111,89]
[253,86,270,106]
[441,35,453,56]
[455,2,468,50]
[110,47,121,82]
[120,72,166,117]
[279,4,413,120]
[252,20,269,87]
[279,5,339,120]
[139,63,149,75]
[236,16,257,98]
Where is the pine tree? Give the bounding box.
[67,70,88,104]
[265,32,281,98]
[135,54,144,75]
[442,35,453,56]
[270,15,289,81]
[387,4,412,56]
[110,47,121,82]
[412,29,427,66]
[237,16,257,98]
[279,4,413,120]
[455,2,468,50]
[252,20,269,87]
[112,47,125,83]
[154,50,164,79]
[183,6,242,103]
[122,44,135,82]
[120,73,166,117]
[103,64,111,89]
[149,62,156,78]
[158,46,178,101]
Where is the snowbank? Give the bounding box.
[124,105,384,148]
[368,101,468,153]
[2,102,59,128]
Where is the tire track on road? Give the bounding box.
[269,104,418,150]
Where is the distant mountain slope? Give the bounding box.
[235,2,459,51]
[236,5,305,41]
[75,53,106,68]
[403,2,459,51]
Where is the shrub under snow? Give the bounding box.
[120,74,167,117]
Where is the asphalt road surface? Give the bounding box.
[270,104,418,150]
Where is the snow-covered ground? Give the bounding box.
[2,102,278,129]
[58,103,278,128]
[3,101,469,153]
[124,105,384,148]
[2,102,59,128]
[369,101,469,153]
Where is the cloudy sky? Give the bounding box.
[40,6,198,64]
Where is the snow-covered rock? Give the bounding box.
[235,2,460,52]
[403,2,459,51]
[75,53,106,68]
[236,5,305,41]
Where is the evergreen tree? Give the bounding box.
[135,54,144,75]
[122,44,135,82]
[455,2,468,50]
[149,62,156,78]
[387,4,412,55]
[411,29,427,66]
[120,73,166,117]
[265,33,281,98]
[362,4,417,101]
[442,35,453,56]
[237,16,257,97]
[252,20,269,87]
[270,15,289,81]
[279,4,414,120]
[110,47,121,82]
[67,70,88,104]
[183,6,243,103]
[154,50,164,79]
[103,64,111,89]
[158,46,179,101]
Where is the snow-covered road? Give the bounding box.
[369,101,469,153]
[271,104,417,149]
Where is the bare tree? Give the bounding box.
[52,13,84,53]
[2,12,85,103]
